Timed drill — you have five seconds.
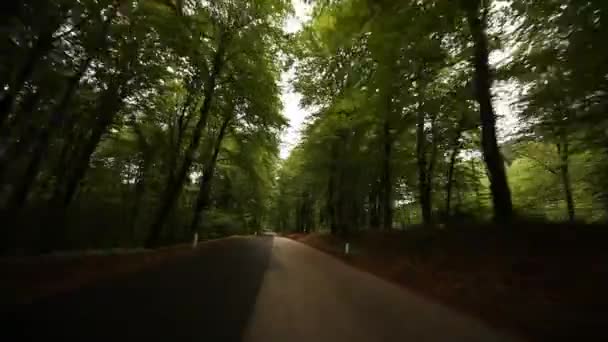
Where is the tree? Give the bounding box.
[0,0,288,253]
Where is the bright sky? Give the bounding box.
[279,1,312,159]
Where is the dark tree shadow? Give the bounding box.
[5,237,274,342]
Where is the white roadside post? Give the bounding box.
[192,232,199,248]
[345,242,350,255]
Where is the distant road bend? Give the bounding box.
[7,236,519,341]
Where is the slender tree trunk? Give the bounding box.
[336,131,351,238]
[296,193,312,233]
[189,115,231,234]
[380,119,393,230]
[0,0,74,130]
[146,37,226,248]
[60,92,125,208]
[6,5,118,210]
[445,148,458,217]
[471,158,482,210]
[327,144,339,235]
[305,192,314,232]
[128,119,155,243]
[416,110,432,224]
[49,124,109,247]
[0,90,42,183]
[0,28,56,129]
[47,129,79,192]
[296,202,303,233]
[3,58,92,213]
[425,117,439,221]
[130,161,148,244]
[465,2,513,222]
[445,127,463,217]
[327,177,337,235]
[368,182,380,229]
[167,78,199,183]
[557,137,575,221]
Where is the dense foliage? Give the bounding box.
[0,0,289,252]
[273,0,608,234]
[1,0,607,252]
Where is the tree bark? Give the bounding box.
[416,110,432,224]
[0,0,74,130]
[146,36,226,248]
[368,181,380,229]
[471,158,482,210]
[296,192,313,233]
[167,77,200,184]
[6,5,118,211]
[3,57,92,213]
[130,158,149,243]
[465,1,513,222]
[0,27,57,129]
[380,119,393,230]
[129,122,154,243]
[445,146,459,217]
[557,136,575,221]
[426,117,439,219]
[445,124,464,217]
[53,83,126,209]
[0,90,42,184]
[327,143,339,235]
[189,115,231,234]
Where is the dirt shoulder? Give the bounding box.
[1,237,239,307]
[288,225,608,342]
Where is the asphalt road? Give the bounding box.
[5,237,519,341]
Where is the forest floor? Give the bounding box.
[0,237,234,307]
[286,224,608,341]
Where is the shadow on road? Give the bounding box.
[5,236,274,342]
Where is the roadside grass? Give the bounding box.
[288,224,608,342]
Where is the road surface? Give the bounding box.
[5,237,519,341]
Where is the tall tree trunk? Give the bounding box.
[146,37,226,248]
[557,136,575,221]
[336,131,351,238]
[368,181,380,229]
[189,115,231,234]
[327,143,339,235]
[416,110,432,224]
[57,88,125,208]
[465,1,513,222]
[327,176,338,235]
[445,124,464,217]
[167,77,200,184]
[5,5,117,210]
[297,193,312,233]
[129,123,154,243]
[35,87,125,251]
[0,90,42,183]
[0,0,74,130]
[471,158,482,210]
[445,146,459,217]
[3,57,92,214]
[380,119,393,230]
[425,117,439,221]
[130,159,149,244]
[0,27,56,129]
[45,129,79,194]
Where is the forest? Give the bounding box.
[275,0,608,234]
[0,0,289,252]
[1,0,607,254]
